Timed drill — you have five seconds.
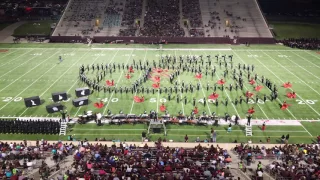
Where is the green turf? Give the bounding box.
[0,44,320,143]
[269,21,320,40]
[13,20,55,36]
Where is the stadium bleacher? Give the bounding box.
[52,0,273,40]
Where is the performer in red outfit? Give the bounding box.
[209,92,219,100]
[217,79,225,85]
[193,106,199,114]
[245,91,254,98]
[249,78,255,85]
[160,103,166,112]
[283,82,292,88]
[281,101,290,110]
[261,122,266,131]
[247,107,255,114]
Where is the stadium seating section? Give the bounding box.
[52,0,273,38]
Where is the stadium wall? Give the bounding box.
[50,36,276,44]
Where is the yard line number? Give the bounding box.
[296,100,318,105]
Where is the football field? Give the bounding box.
[0,43,320,143]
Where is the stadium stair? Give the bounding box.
[59,122,67,136]
[245,124,253,136]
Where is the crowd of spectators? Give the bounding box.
[0,140,74,179]
[121,0,142,27]
[57,140,233,179]
[119,29,136,37]
[140,0,184,37]
[266,143,320,179]
[279,38,320,50]
[232,142,320,180]
[119,0,142,37]
[182,0,203,28]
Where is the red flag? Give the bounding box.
[217,79,225,85]
[106,80,115,86]
[94,102,104,108]
[208,93,219,100]
[152,82,160,89]
[195,73,202,79]
[129,66,134,73]
[255,85,263,91]
[134,96,145,103]
[193,107,199,114]
[281,103,291,110]
[247,107,255,114]
[283,82,292,88]
[286,92,296,99]
[125,74,131,79]
[160,104,166,112]
[249,79,255,85]
[246,91,254,98]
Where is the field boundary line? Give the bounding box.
[19,50,89,117]
[0,49,18,58]
[299,122,314,137]
[0,49,50,78]
[0,49,26,64]
[263,51,320,97]
[0,64,58,111]
[71,128,307,133]
[71,133,315,138]
[304,51,320,60]
[129,50,148,114]
[290,51,320,69]
[0,49,59,93]
[260,51,320,117]
[233,51,298,120]
[278,51,320,80]
[73,49,119,117]
[101,50,134,115]
[0,47,306,52]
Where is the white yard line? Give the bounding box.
[263,51,320,97]
[202,51,240,117]
[217,51,269,119]
[291,51,320,69]
[73,50,119,117]
[299,122,313,137]
[277,51,320,80]
[0,64,58,112]
[186,50,211,114]
[234,51,316,138]
[0,49,32,67]
[19,50,88,117]
[0,49,58,92]
[129,50,148,114]
[0,49,19,58]
[233,51,298,120]
[304,51,320,60]
[0,49,50,78]
[102,50,134,115]
[174,50,185,115]
[156,87,160,113]
[260,51,320,117]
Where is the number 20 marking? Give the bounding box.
[296,100,317,105]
